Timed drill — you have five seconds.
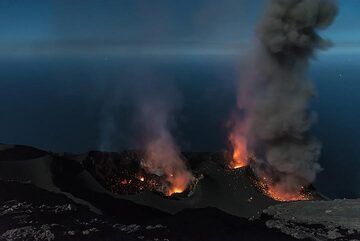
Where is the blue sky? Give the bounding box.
[0,0,359,54]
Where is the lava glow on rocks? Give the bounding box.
[257,178,311,202]
[165,172,193,196]
[167,188,185,196]
[228,145,311,202]
[112,169,198,198]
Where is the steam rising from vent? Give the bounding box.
[230,0,338,199]
[139,97,193,196]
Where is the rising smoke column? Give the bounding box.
[230,0,338,199]
[139,96,193,196]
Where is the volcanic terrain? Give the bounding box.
[0,143,359,241]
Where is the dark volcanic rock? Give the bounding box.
[0,144,320,219]
[262,200,360,241]
[83,150,202,198]
[79,149,281,218]
[1,143,357,241]
[163,208,299,241]
[50,156,170,224]
[0,180,139,241]
[0,180,298,241]
[0,144,48,162]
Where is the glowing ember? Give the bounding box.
[168,188,184,196]
[86,151,201,198]
[268,188,309,202]
[142,130,193,196]
[227,130,311,201]
[229,133,248,169]
[165,171,192,196]
[257,180,310,202]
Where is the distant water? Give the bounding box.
[0,50,359,198]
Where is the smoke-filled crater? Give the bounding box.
[78,149,325,216]
[83,151,202,199]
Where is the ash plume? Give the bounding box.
[137,89,192,195]
[231,0,338,195]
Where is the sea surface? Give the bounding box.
[0,49,359,198]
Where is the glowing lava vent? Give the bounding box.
[228,132,249,169]
[84,151,201,199]
[227,145,314,202]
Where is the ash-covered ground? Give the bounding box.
[0,143,359,241]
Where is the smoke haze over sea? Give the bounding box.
[0,50,359,199]
[0,0,359,199]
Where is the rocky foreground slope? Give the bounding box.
[0,180,296,241]
[263,199,360,240]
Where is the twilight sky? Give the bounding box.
[0,0,359,55]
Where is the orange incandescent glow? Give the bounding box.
[229,133,248,169]
[168,187,184,196]
[258,179,310,202]
[166,172,191,196]
[266,186,309,202]
[228,131,311,201]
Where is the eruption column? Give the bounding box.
[230,0,338,200]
